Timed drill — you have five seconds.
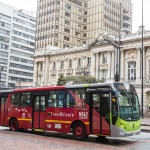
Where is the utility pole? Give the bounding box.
[115,3,121,82]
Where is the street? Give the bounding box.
[0,127,150,150]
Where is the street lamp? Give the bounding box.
[141,0,144,117]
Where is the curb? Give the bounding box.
[141,129,150,133]
[141,124,150,126]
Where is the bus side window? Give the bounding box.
[67,89,85,107]
[40,96,45,111]
[66,91,75,107]
[48,99,54,107]
[48,91,57,107]
[20,92,30,107]
[11,93,20,107]
[58,90,65,107]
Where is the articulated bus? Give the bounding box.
[0,82,141,140]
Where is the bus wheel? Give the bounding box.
[10,119,19,131]
[73,122,88,140]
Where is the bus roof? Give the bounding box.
[65,82,115,89]
[0,89,13,93]
[13,86,65,92]
[5,82,131,93]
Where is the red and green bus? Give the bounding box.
[0,82,141,140]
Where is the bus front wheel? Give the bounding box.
[73,122,88,140]
[10,118,19,131]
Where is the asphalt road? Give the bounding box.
[0,126,150,150]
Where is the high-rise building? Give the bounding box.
[36,0,132,49]
[0,2,36,87]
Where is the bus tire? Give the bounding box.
[10,118,19,131]
[73,122,88,140]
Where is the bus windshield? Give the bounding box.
[117,91,140,121]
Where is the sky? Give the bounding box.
[0,0,149,33]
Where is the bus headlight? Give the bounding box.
[120,123,126,130]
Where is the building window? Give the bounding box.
[84,26,87,30]
[64,28,70,33]
[84,3,87,7]
[102,53,107,64]
[68,60,72,68]
[64,36,69,41]
[65,12,70,17]
[66,4,71,9]
[87,57,91,67]
[75,31,80,36]
[101,70,107,81]
[52,62,56,70]
[63,44,69,48]
[83,41,86,44]
[60,61,64,69]
[128,61,136,81]
[84,33,86,37]
[65,20,70,25]
[84,11,87,15]
[77,58,82,68]
[84,18,87,23]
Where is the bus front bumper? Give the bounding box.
[111,125,141,137]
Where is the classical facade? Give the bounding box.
[34,27,150,114]
[36,0,132,49]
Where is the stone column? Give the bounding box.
[33,61,38,86]
[110,50,115,81]
[73,58,76,76]
[83,56,86,67]
[91,53,96,77]
[38,62,41,84]
[64,58,67,76]
[95,53,99,79]
[106,51,111,81]
[41,60,46,86]
[56,60,59,85]
[45,56,50,86]
[49,61,52,85]
[136,47,141,82]
[120,49,125,81]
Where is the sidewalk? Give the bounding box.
[141,117,150,132]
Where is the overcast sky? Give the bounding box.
[0,0,149,33]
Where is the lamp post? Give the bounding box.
[141,0,144,117]
[114,3,122,82]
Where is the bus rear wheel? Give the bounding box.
[10,118,19,131]
[73,122,88,140]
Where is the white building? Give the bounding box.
[33,27,150,114]
[0,2,36,87]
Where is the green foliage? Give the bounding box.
[57,74,102,85]
[57,74,66,85]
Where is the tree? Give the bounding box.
[57,75,102,86]
[57,74,66,85]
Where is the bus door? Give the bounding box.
[89,90,111,135]
[0,94,9,126]
[32,95,46,129]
